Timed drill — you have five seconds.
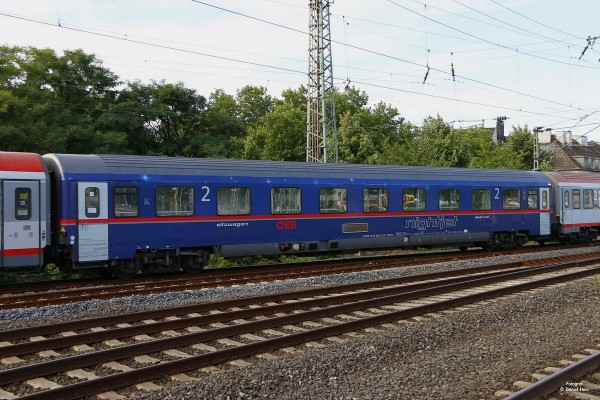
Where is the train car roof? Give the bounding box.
[0,152,46,173]
[43,153,551,184]
[545,171,600,184]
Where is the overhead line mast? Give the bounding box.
[307,0,338,163]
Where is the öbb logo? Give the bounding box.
[276,220,297,230]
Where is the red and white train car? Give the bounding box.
[545,171,600,242]
[0,152,50,271]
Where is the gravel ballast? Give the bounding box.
[134,276,599,400]
[1,247,599,399]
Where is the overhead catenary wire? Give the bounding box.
[1,5,590,117]
[1,1,597,140]
[384,0,600,71]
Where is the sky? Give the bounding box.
[1,0,599,142]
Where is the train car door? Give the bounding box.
[1,180,43,268]
[561,188,571,227]
[539,187,550,235]
[77,182,109,262]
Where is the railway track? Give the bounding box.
[0,252,599,399]
[499,346,600,399]
[0,244,593,310]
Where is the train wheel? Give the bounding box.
[112,260,140,279]
[180,251,210,274]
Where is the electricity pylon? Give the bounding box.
[307,0,338,163]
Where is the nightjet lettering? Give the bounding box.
[405,216,458,231]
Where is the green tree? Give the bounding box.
[243,87,306,161]
[338,101,404,164]
[235,85,273,127]
[193,89,246,158]
[0,45,120,153]
[113,80,207,157]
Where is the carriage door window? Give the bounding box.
[85,187,100,218]
[563,191,570,208]
[541,190,548,209]
[15,188,32,220]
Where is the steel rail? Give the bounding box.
[504,352,600,400]
[0,259,526,341]
[14,266,600,400]
[2,243,589,309]
[0,252,464,309]
[0,263,539,357]
[4,265,599,399]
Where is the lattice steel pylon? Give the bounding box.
[307,0,338,163]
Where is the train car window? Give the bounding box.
[85,187,100,218]
[583,189,593,209]
[271,187,301,214]
[542,191,548,209]
[564,191,570,208]
[502,189,521,210]
[572,189,581,209]
[156,186,194,217]
[403,188,425,211]
[320,188,347,213]
[114,187,139,217]
[527,190,538,209]
[15,188,32,220]
[439,189,460,211]
[472,189,491,211]
[217,187,251,215]
[363,188,388,212]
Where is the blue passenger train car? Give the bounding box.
[41,153,555,278]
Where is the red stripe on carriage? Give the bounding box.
[2,248,43,256]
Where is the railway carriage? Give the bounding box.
[0,152,50,271]
[39,153,556,278]
[545,171,600,242]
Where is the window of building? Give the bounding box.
[15,188,32,220]
[363,188,388,212]
[85,187,100,218]
[271,187,301,214]
[403,188,425,211]
[572,189,581,209]
[114,187,139,217]
[583,189,594,209]
[527,190,538,210]
[156,186,194,217]
[503,189,521,210]
[217,187,251,215]
[472,189,491,211]
[320,188,347,213]
[439,189,460,211]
